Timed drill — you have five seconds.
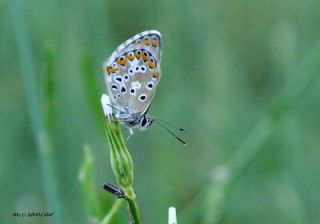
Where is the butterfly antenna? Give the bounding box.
[156,118,187,132]
[154,119,187,146]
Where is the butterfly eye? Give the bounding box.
[141,117,148,127]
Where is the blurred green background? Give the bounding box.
[1,0,320,223]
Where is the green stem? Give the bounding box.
[100,200,125,224]
[10,1,62,223]
[126,197,141,224]
[102,94,141,224]
[179,37,320,224]
[202,37,320,224]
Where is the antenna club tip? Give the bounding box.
[178,138,187,146]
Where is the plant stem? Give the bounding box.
[101,94,142,224]
[126,197,141,224]
[180,37,320,224]
[10,1,62,223]
[203,37,320,224]
[100,200,125,224]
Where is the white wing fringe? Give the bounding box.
[101,94,112,119]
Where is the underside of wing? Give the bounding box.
[103,30,162,115]
[104,30,162,68]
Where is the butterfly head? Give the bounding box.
[125,113,153,130]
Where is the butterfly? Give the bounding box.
[103,30,186,144]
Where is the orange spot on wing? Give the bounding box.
[149,62,155,69]
[152,71,158,78]
[143,39,150,46]
[106,66,117,74]
[106,66,113,75]
[151,40,158,47]
[126,52,134,61]
[117,56,127,66]
[135,50,142,59]
[142,52,149,62]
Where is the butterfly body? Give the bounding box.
[103,30,162,130]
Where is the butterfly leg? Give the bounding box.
[125,128,134,142]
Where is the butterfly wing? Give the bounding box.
[103,30,162,115]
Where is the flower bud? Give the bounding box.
[101,94,134,191]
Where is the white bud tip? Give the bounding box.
[168,207,177,224]
[101,94,112,118]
